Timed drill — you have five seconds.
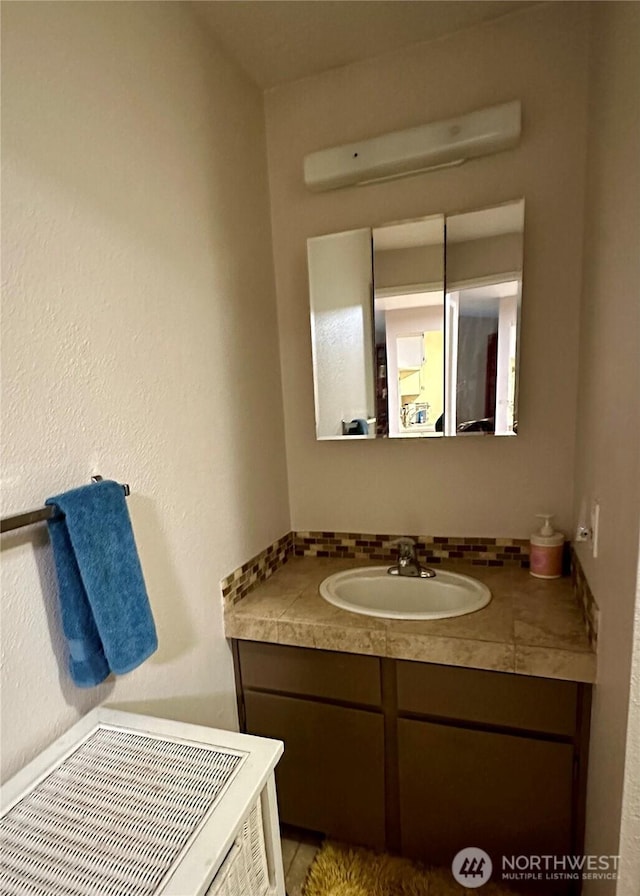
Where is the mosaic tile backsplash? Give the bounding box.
[221,532,292,607]
[571,547,599,647]
[293,531,531,567]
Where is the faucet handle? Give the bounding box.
[392,537,417,559]
[388,537,436,579]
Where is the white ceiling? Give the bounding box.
[194,1,537,90]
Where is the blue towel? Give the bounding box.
[45,480,157,688]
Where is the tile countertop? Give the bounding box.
[224,557,596,684]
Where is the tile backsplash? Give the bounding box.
[571,547,599,647]
[221,532,292,607]
[293,531,531,567]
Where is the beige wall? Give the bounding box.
[572,4,640,892]
[0,1,289,781]
[265,1,589,538]
[447,232,524,285]
[375,243,443,290]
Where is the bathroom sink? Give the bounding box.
[319,566,491,620]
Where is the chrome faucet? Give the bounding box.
[388,537,436,578]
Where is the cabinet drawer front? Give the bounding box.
[244,691,385,849]
[238,641,381,706]
[397,660,578,735]
[398,718,574,868]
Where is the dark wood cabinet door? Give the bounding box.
[398,718,574,871]
[244,690,386,849]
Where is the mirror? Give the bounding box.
[307,199,524,439]
[307,228,375,439]
[373,215,445,438]
[445,201,524,436]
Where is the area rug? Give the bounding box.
[302,842,520,896]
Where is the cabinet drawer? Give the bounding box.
[397,660,578,736]
[244,691,385,849]
[238,641,381,707]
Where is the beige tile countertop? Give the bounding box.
[224,557,596,683]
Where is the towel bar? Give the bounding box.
[0,478,130,534]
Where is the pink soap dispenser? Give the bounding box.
[530,514,564,579]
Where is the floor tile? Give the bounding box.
[281,836,299,876]
[285,841,319,896]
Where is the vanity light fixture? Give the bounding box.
[303,100,521,192]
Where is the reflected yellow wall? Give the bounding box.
[398,331,444,425]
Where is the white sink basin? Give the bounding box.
[319,566,491,620]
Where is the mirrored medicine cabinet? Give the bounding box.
[307,199,524,440]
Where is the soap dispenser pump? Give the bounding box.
[530,514,564,579]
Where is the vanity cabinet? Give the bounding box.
[233,641,590,894]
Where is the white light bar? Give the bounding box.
[304,100,521,192]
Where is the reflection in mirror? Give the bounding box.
[373,215,445,438]
[307,228,375,439]
[445,200,524,436]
